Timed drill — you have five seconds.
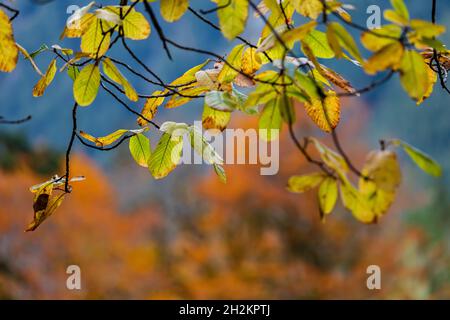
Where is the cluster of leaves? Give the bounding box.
[0,0,446,230]
[288,139,441,223]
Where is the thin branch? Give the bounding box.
[101,81,160,129]
[142,1,172,60]
[0,2,19,21]
[200,0,231,15]
[76,133,134,151]
[65,103,78,193]
[0,115,32,125]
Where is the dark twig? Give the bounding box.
[142,1,173,60]
[0,115,31,125]
[64,103,78,193]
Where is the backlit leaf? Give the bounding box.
[129,133,151,167]
[148,132,183,179]
[73,64,101,107]
[217,0,249,40]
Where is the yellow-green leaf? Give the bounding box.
[327,22,362,62]
[399,50,429,101]
[302,30,335,59]
[394,139,442,177]
[73,64,101,106]
[129,133,151,167]
[259,98,282,141]
[217,0,249,40]
[102,57,138,101]
[218,44,245,83]
[148,132,183,179]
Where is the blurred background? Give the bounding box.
[0,0,449,299]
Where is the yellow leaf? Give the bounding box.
[241,47,262,75]
[60,13,96,39]
[202,104,231,132]
[73,64,100,107]
[138,90,165,126]
[281,21,317,44]
[0,8,18,72]
[80,17,111,57]
[160,0,189,23]
[165,86,209,109]
[318,177,338,216]
[26,176,83,232]
[32,59,57,97]
[217,0,249,40]
[104,6,151,40]
[163,60,210,94]
[363,41,404,75]
[79,128,146,147]
[359,150,401,218]
[102,57,138,101]
[417,64,437,105]
[361,24,402,52]
[340,179,375,224]
[287,172,325,193]
[304,91,340,132]
[294,0,323,20]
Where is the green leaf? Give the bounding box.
[129,133,151,168]
[394,140,442,177]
